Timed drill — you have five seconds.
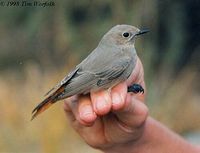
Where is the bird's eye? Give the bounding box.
[122,32,130,38]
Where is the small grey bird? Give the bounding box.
[31,24,148,120]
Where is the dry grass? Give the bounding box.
[0,62,101,153]
[149,66,200,133]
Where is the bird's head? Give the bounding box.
[101,24,149,46]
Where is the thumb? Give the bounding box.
[126,57,146,102]
[126,57,145,87]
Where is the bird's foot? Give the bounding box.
[127,84,144,94]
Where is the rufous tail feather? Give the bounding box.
[31,86,65,120]
[31,97,55,121]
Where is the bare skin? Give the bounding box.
[64,57,200,153]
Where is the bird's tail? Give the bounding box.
[31,86,65,120]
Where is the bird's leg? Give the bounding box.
[127,84,144,94]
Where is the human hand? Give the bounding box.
[64,57,148,152]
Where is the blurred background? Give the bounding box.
[0,0,199,152]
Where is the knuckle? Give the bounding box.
[137,104,149,126]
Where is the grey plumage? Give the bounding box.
[31,24,144,120]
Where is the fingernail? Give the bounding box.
[80,105,93,117]
[96,97,107,110]
[112,93,121,106]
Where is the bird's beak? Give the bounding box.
[135,29,150,36]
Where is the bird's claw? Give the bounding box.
[127,84,144,94]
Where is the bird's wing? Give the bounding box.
[60,56,131,96]
[44,67,79,97]
[31,56,132,120]
[94,57,131,87]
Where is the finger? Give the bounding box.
[78,95,97,124]
[111,82,127,111]
[115,95,148,129]
[63,100,76,122]
[63,99,89,133]
[90,90,112,115]
[64,96,94,126]
[127,57,145,87]
[126,58,146,101]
